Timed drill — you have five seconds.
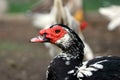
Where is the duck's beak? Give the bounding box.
[30,34,49,43]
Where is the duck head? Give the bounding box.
[30,24,84,53]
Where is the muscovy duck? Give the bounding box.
[31,0,94,60]
[30,24,120,80]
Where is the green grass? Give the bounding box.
[8,0,40,13]
[8,0,120,13]
[84,0,120,11]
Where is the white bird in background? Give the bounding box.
[31,0,94,60]
[99,5,120,31]
[0,0,8,15]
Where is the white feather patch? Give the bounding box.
[68,60,108,79]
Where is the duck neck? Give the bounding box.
[59,39,84,64]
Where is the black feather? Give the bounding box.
[42,24,120,80]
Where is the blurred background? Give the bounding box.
[0,0,120,80]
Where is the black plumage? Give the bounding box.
[30,24,120,80]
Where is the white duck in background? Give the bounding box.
[0,0,8,15]
[99,5,120,31]
[31,0,94,60]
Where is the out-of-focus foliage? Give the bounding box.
[8,0,120,13]
[8,0,40,13]
[84,0,120,11]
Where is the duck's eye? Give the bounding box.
[55,29,61,33]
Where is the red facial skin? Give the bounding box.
[30,25,67,43]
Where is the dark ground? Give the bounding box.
[0,12,120,80]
